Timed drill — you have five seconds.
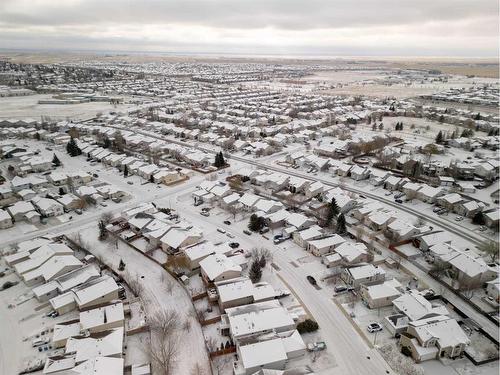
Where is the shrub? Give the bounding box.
[297,319,319,333]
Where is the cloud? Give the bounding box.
[0,0,498,56]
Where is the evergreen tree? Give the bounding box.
[149,174,155,183]
[336,213,347,234]
[124,165,129,177]
[58,187,65,195]
[400,122,404,130]
[66,137,82,157]
[372,123,377,131]
[378,123,384,130]
[249,260,262,283]
[98,220,107,241]
[472,212,485,225]
[103,137,111,149]
[326,198,339,226]
[52,153,61,167]
[435,131,444,144]
[118,259,126,271]
[248,214,264,232]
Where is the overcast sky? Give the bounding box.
[0,0,498,57]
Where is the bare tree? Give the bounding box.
[100,212,113,224]
[147,310,180,375]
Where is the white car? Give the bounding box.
[367,322,383,333]
[217,228,226,234]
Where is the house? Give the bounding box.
[234,331,306,375]
[342,264,386,288]
[307,235,345,256]
[200,253,242,284]
[0,208,13,229]
[486,278,500,302]
[285,213,316,230]
[65,327,124,364]
[437,193,464,211]
[23,255,83,286]
[392,290,448,321]
[418,232,452,251]
[334,242,370,265]
[222,300,296,343]
[238,193,261,211]
[79,302,125,333]
[361,280,402,309]
[14,242,74,276]
[304,181,324,198]
[384,176,406,191]
[7,200,38,222]
[183,241,233,270]
[56,193,81,211]
[72,275,120,311]
[400,315,470,362]
[32,264,100,302]
[52,322,82,349]
[160,227,203,252]
[386,219,420,241]
[454,200,484,218]
[484,210,499,230]
[215,277,276,311]
[17,188,37,201]
[292,225,323,248]
[446,250,497,290]
[350,165,370,181]
[369,169,390,186]
[417,185,444,203]
[32,197,64,217]
[366,211,396,231]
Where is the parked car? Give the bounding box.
[32,338,49,347]
[216,228,226,234]
[384,191,393,196]
[75,209,83,215]
[259,227,270,234]
[395,199,403,204]
[226,233,235,238]
[229,242,240,248]
[455,216,464,221]
[334,285,348,293]
[223,220,231,225]
[243,230,252,235]
[306,276,317,285]
[200,211,210,217]
[367,322,383,333]
[307,342,326,352]
[479,226,488,232]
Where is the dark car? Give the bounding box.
[334,286,348,293]
[307,276,317,285]
[223,220,231,225]
[229,242,240,248]
[395,199,403,204]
